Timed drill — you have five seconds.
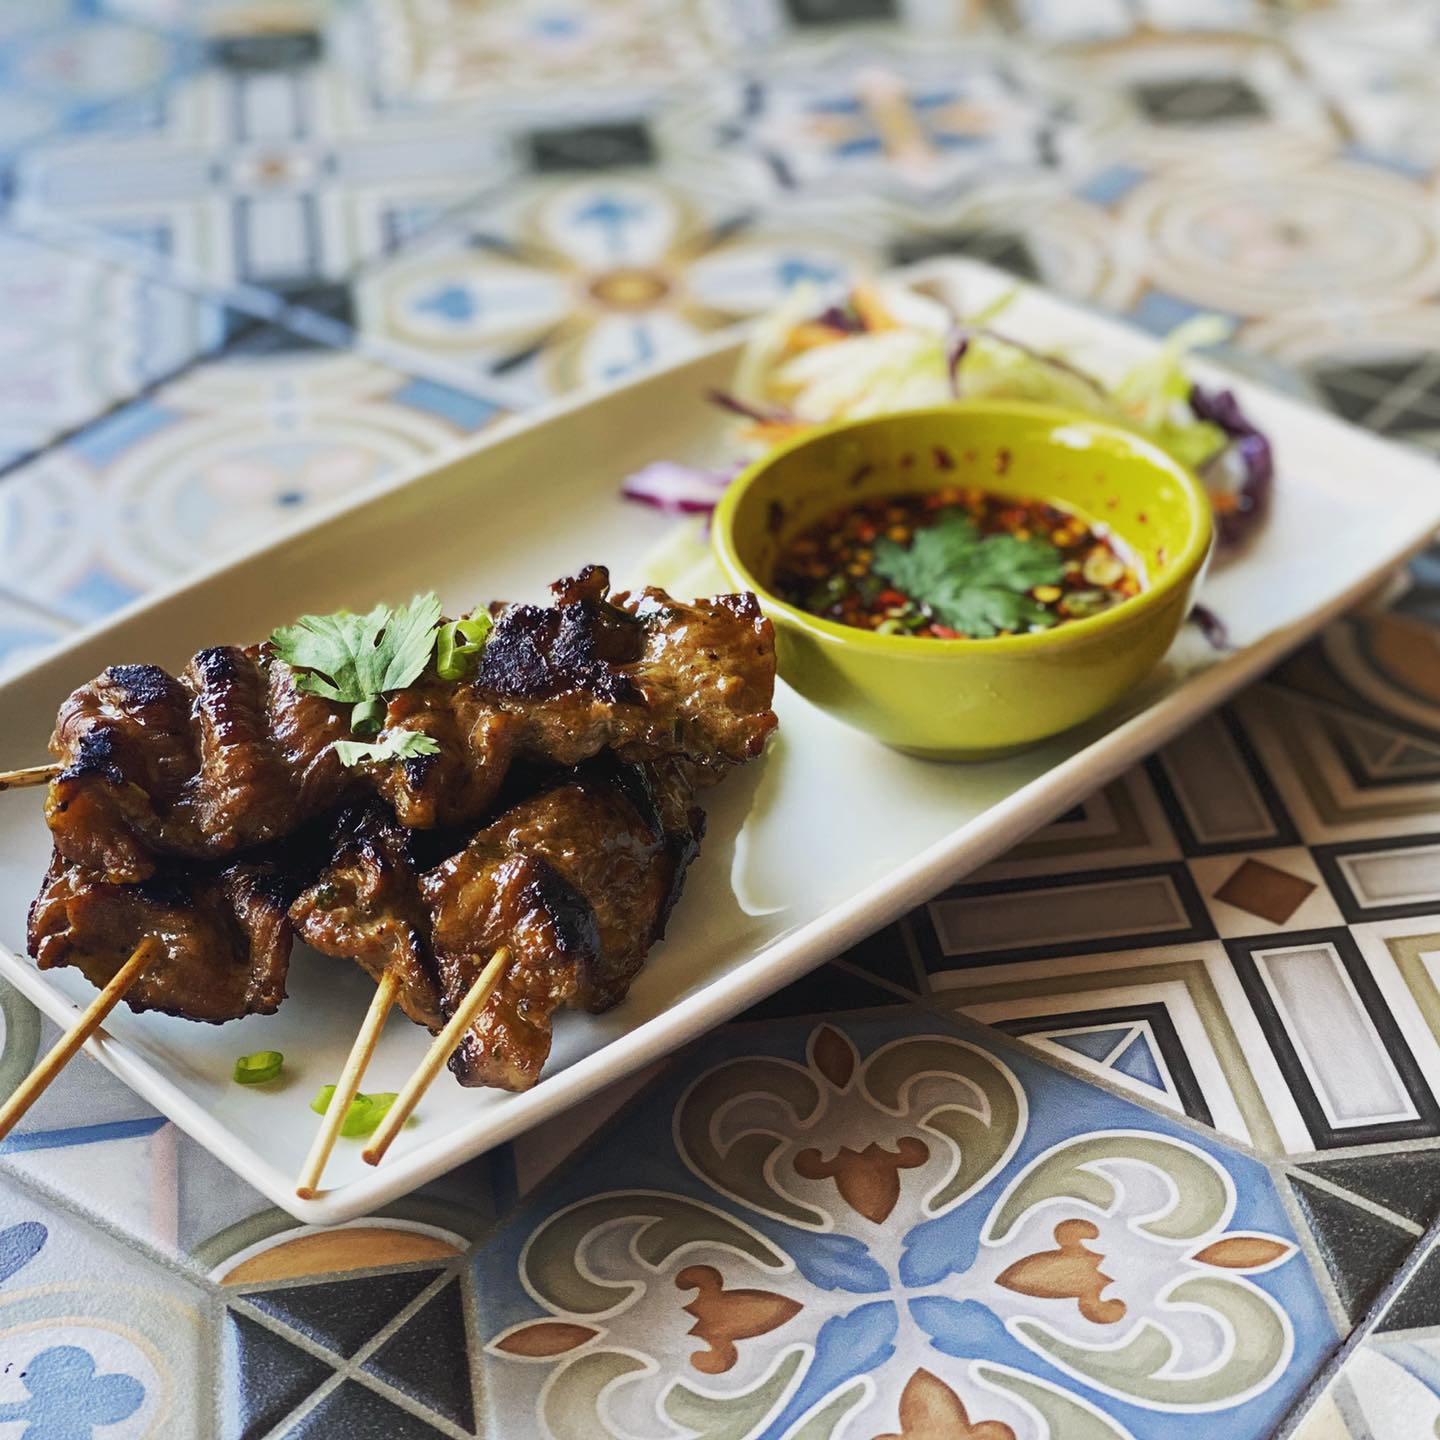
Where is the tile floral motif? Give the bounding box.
[0,0,193,159]
[0,228,227,468]
[352,172,880,400]
[0,334,506,622]
[349,0,724,104]
[477,1019,1334,1439]
[727,41,1085,199]
[0,1185,210,1439]
[11,51,516,291]
[1117,157,1440,319]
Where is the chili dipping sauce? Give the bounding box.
[772,487,1143,640]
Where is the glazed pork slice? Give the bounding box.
[289,805,449,1031]
[422,758,705,1089]
[371,566,776,826]
[47,644,354,883]
[44,568,775,882]
[294,758,705,1091]
[26,851,294,1023]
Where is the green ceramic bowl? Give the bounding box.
[711,402,1214,759]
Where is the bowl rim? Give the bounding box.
[710,399,1215,657]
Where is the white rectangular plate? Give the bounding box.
[2,259,1438,1225]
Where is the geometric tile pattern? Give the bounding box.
[2,0,1440,1436]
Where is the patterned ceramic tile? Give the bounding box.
[0,0,194,161]
[724,39,1087,199]
[474,1015,1336,1440]
[0,1180,211,1439]
[1286,1219,1440,1439]
[0,327,507,623]
[1115,156,1440,320]
[349,171,881,401]
[345,0,725,105]
[10,39,518,292]
[0,228,229,469]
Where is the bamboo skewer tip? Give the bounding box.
[361,945,512,1168]
[295,967,402,1200]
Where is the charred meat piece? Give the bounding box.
[423,758,705,1090]
[27,851,293,1023]
[48,644,353,883]
[290,805,447,1030]
[45,569,774,882]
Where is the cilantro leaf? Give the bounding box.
[271,593,443,735]
[330,730,442,769]
[872,509,1066,639]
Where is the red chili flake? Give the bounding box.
[849,463,874,488]
[877,589,906,606]
[1137,511,1148,523]
[994,447,1012,476]
[933,445,955,471]
[931,623,961,639]
[900,452,915,468]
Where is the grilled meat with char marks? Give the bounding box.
[45,568,774,882]
[424,756,705,1089]
[289,804,450,1031]
[293,757,705,1091]
[27,851,295,1023]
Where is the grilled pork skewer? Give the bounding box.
[293,756,704,1091]
[41,567,774,884]
[27,757,704,1092]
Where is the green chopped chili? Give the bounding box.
[435,610,493,681]
[310,1084,400,1137]
[234,1050,284,1085]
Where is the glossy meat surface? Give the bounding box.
[45,569,774,882]
[27,852,293,1023]
[422,758,704,1089]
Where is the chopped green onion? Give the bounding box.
[234,1050,284,1085]
[310,1084,400,1137]
[435,610,493,681]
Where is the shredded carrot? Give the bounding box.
[784,322,852,354]
[850,282,897,333]
[742,420,813,446]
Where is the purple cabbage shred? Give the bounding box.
[1190,384,1274,549]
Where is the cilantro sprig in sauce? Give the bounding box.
[872,510,1066,639]
[773,490,1141,640]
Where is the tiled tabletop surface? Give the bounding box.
[1,2,1440,1437]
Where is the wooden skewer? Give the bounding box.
[0,763,59,792]
[295,967,402,1200]
[362,945,512,1167]
[0,937,159,1143]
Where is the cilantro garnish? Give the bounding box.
[271,593,443,735]
[872,509,1066,639]
[331,731,442,769]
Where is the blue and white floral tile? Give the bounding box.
[722,37,1089,201]
[9,33,519,295]
[0,1178,210,1439]
[0,228,229,470]
[0,330,508,626]
[341,0,727,109]
[473,1014,1337,1440]
[349,170,884,403]
[0,0,194,161]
